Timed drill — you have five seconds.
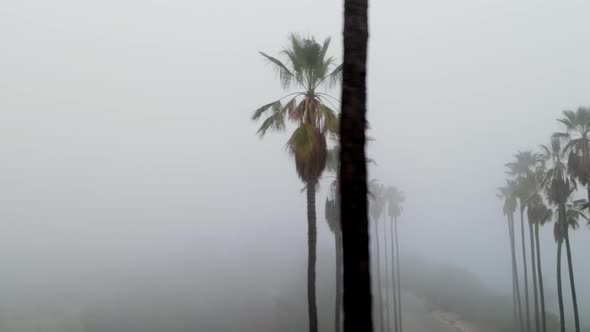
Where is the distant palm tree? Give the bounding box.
[340,0,371,328]
[386,186,405,332]
[325,147,342,332]
[498,180,524,331]
[538,138,581,332]
[381,201,392,332]
[252,34,341,332]
[506,151,538,332]
[554,107,590,205]
[552,201,586,332]
[369,181,386,332]
[526,193,552,332]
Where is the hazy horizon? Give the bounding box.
[2,0,590,330]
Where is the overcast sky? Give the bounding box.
[1,0,590,324]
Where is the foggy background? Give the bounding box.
[1,0,589,330]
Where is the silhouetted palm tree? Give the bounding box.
[252,34,341,332]
[340,0,371,328]
[386,186,405,332]
[526,193,552,332]
[554,107,590,205]
[506,151,538,332]
[369,181,386,332]
[538,138,581,332]
[498,180,524,331]
[325,147,342,332]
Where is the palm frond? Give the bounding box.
[259,52,296,89]
[552,132,571,140]
[256,102,285,136]
[327,64,343,88]
[557,117,575,130]
[252,100,281,120]
[286,122,316,159]
[318,104,339,135]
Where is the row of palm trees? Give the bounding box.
[368,182,405,332]
[499,107,590,332]
[252,33,395,332]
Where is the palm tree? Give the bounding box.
[538,138,581,332]
[554,107,590,205]
[522,174,541,332]
[380,199,392,332]
[552,201,586,332]
[386,186,405,332]
[340,0,371,329]
[252,34,341,332]
[526,193,552,332]
[325,146,342,332]
[369,182,386,332]
[506,151,539,332]
[498,180,524,332]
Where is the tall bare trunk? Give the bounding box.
[520,208,531,332]
[335,232,343,332]
[394,218,402,332]
[529,221,540,332]
[374,217,384,332]
[382,215,390,332]
[535,223,546,332]
[508,214,524,331]
[390,216,398,332]
[340,0,371,329]
[557,235,565,332]
[307,185,318,332]
[564,228,580,332]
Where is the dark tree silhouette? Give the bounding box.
[497,180,524,331]
[340,0,371,330]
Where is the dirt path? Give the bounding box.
[398,293,482,332]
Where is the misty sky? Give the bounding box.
[1,0,590,321]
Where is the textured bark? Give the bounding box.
[394,218,403,332]
[564,229,580,332]
[520,209,531,332]
[535,223,546,332]
[529,221,540,332]
[307,185,318,332]
[335,232,343,332]
[340,0,371,330]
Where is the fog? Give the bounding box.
[1,0,590,331]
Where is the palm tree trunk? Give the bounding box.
[506,216,518,328]
[394,218,403,332]
[535,223,546,332]
[307,185,318,332]
[557,236,565,332]
[512,279,518,329]
[374,217,384,332]
[340,0,371,329]
[564,228,580,332]
[382,215,391,332]
[520,208,531,332]
[335,232,343,332]
[529,221,540,332]
[509,214,524,331]
[390,217,398,332]
[583,143,590,207]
